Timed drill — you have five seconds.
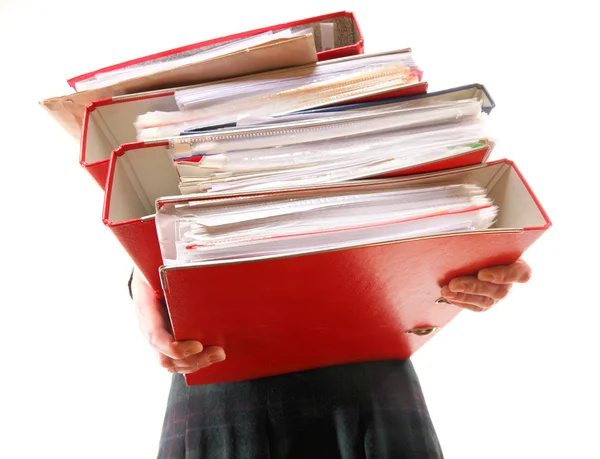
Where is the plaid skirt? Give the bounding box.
[157,360,443,459]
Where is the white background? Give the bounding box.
[0,0,598,457]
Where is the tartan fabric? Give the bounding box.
[157,360,444,459]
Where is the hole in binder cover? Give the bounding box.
[405,327,440,336]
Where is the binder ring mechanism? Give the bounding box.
[405,326,441,336]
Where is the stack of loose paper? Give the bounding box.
[155,183,498,265]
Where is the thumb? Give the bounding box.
[148,327,203,359]
[171,340,204,359]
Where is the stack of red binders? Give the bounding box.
[41,11,551,386]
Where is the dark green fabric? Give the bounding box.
[157,360,443,459]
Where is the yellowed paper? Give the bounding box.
[39,35,319,140]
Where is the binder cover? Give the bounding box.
[84,80,489,190]
[69,11,364,90]
[103,131,493,292]
[157,159,551,385]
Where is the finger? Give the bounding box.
[478,260,532,284]
[172,347,227,374]
[157,346,226,374]
[146,325,204,360]
[171,340,205,359]
[444,299,488,313]
[170,345,227,367]
[441,287,497,309]
[446,278,512,300]
[157,353,176,373]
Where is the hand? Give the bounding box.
[440,259,532,312]
[130,268,226,374]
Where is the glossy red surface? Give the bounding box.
[161,228,546,386]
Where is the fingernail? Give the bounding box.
[209,351,226,364]
[174,341,203,357]
[441,286,455,298]
[479,272,495,282]
[183,343,203,357]
[519,272,531,283]
[449,283,467,293]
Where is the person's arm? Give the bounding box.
[129,267,225,374]
[441,259,532,312]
